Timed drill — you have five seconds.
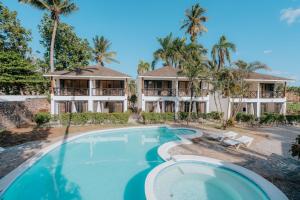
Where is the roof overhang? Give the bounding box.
[245,79,292,82]
[43,74,131,79]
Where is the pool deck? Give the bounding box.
[0,123,299,199]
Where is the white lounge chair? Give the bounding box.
[206,131,238,141]
[222,136,254,150]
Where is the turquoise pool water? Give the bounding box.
[153,162,270,200]
[1,127,188,200]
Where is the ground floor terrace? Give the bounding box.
[143,100,209,113]
[51,100,127,114]
[229,101,287,118]
[0,124,299,199]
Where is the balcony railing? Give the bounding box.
[178,89,209,97]
[92,88,125,96]
[53,88,89,96]
[142,88,176,96]
[261,91,285,98]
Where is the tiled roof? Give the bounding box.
[246,72,291,81]
[140,66,291,81]
[44,66,130,78]
[140,66,182,77]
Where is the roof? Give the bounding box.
[44,66,131,78]
[245,72,291,81]
[140,66,291,82]
[140,66,183,78]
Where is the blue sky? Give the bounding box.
[3,0,300,85]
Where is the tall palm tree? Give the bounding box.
[153,33,174,68]
[19,0,78,72]
[92,36,119,67]
[211,35,236,70]
[137,60,150,75]
[181,3,208,43]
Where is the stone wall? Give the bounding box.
[0,98,50,129]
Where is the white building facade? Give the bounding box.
[44,66,131,115]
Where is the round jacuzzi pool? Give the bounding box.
[145,156,287,200]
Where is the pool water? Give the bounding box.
[153,162,270,200]
[1,127,185,200]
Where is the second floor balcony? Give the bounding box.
[232,90,285,99]
[53,88,125,96]
[142,88,176,97]
[178,89,209,97]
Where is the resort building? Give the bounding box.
[226,72,291,119]
[137,66,291,118]
[44,66,131,115]
[137,66,210,114]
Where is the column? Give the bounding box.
[282,102,287,115]
[88,79,93,112]
[257,102,261,118]
[142,96,146,112]
[51,99,55,114]
[124,99,128,112]
[227,102,232,120]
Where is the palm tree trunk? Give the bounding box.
[188,82,193,125]
[50,19,58,72]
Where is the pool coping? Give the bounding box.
[146,149,289,200]
[0,125,180,196]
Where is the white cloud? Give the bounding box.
[263,50,272,54]
[280,8,300,24]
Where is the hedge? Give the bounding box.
[236,112,255,123]
[54,112,131,125]
[141,112,175,124]
[178,112,223,121]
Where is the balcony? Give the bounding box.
[143,88,176,97]
[93,88,125,96]
[54,88,89,96]
[261,91,285,98]
[178,89,209,97]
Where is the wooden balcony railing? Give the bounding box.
[92,88,125,96]
[178,89,209,97]
[261,91,285,98]
[142,88,176,96]
[53,88,89,96]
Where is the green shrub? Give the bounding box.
[236,112,255,123]
[286,115,300,124]
[34,112,51,126]
[59,112,130,125]
[141,112,175,124]
[259,113,286,125]
[207,112,223,120]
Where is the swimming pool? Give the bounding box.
[0,127,196,200]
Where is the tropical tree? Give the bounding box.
[39,14,92,71]
[0,2,31,56]
[178,44,208,124]
[290,135,300,159]
[137,60,151,75]
[211,35,236,70]
[128,80,136,96]
[181,3,208,43]
[19,0,78,72]
[92,36,119,66]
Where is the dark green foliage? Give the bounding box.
[141,112,175,124]
[34,112,51,126]
[290,135,300,159]
[0,2,31,56]
[236,112,255,123]
[286,115,300,124]
[38,14,92,71]
[0,51,49,94]
[178,112,222,121]
[58,112,130,125]
[259,113,286,125]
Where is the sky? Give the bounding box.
[2,0,300,85]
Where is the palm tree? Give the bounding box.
[128,80,136,96]
[153,33,174,68]
[178,44,208,124]
[19,0,78,72]
[181,3,208,43]
[93,36,119,66]
[211,35,236,71]
[137,60,151,75]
